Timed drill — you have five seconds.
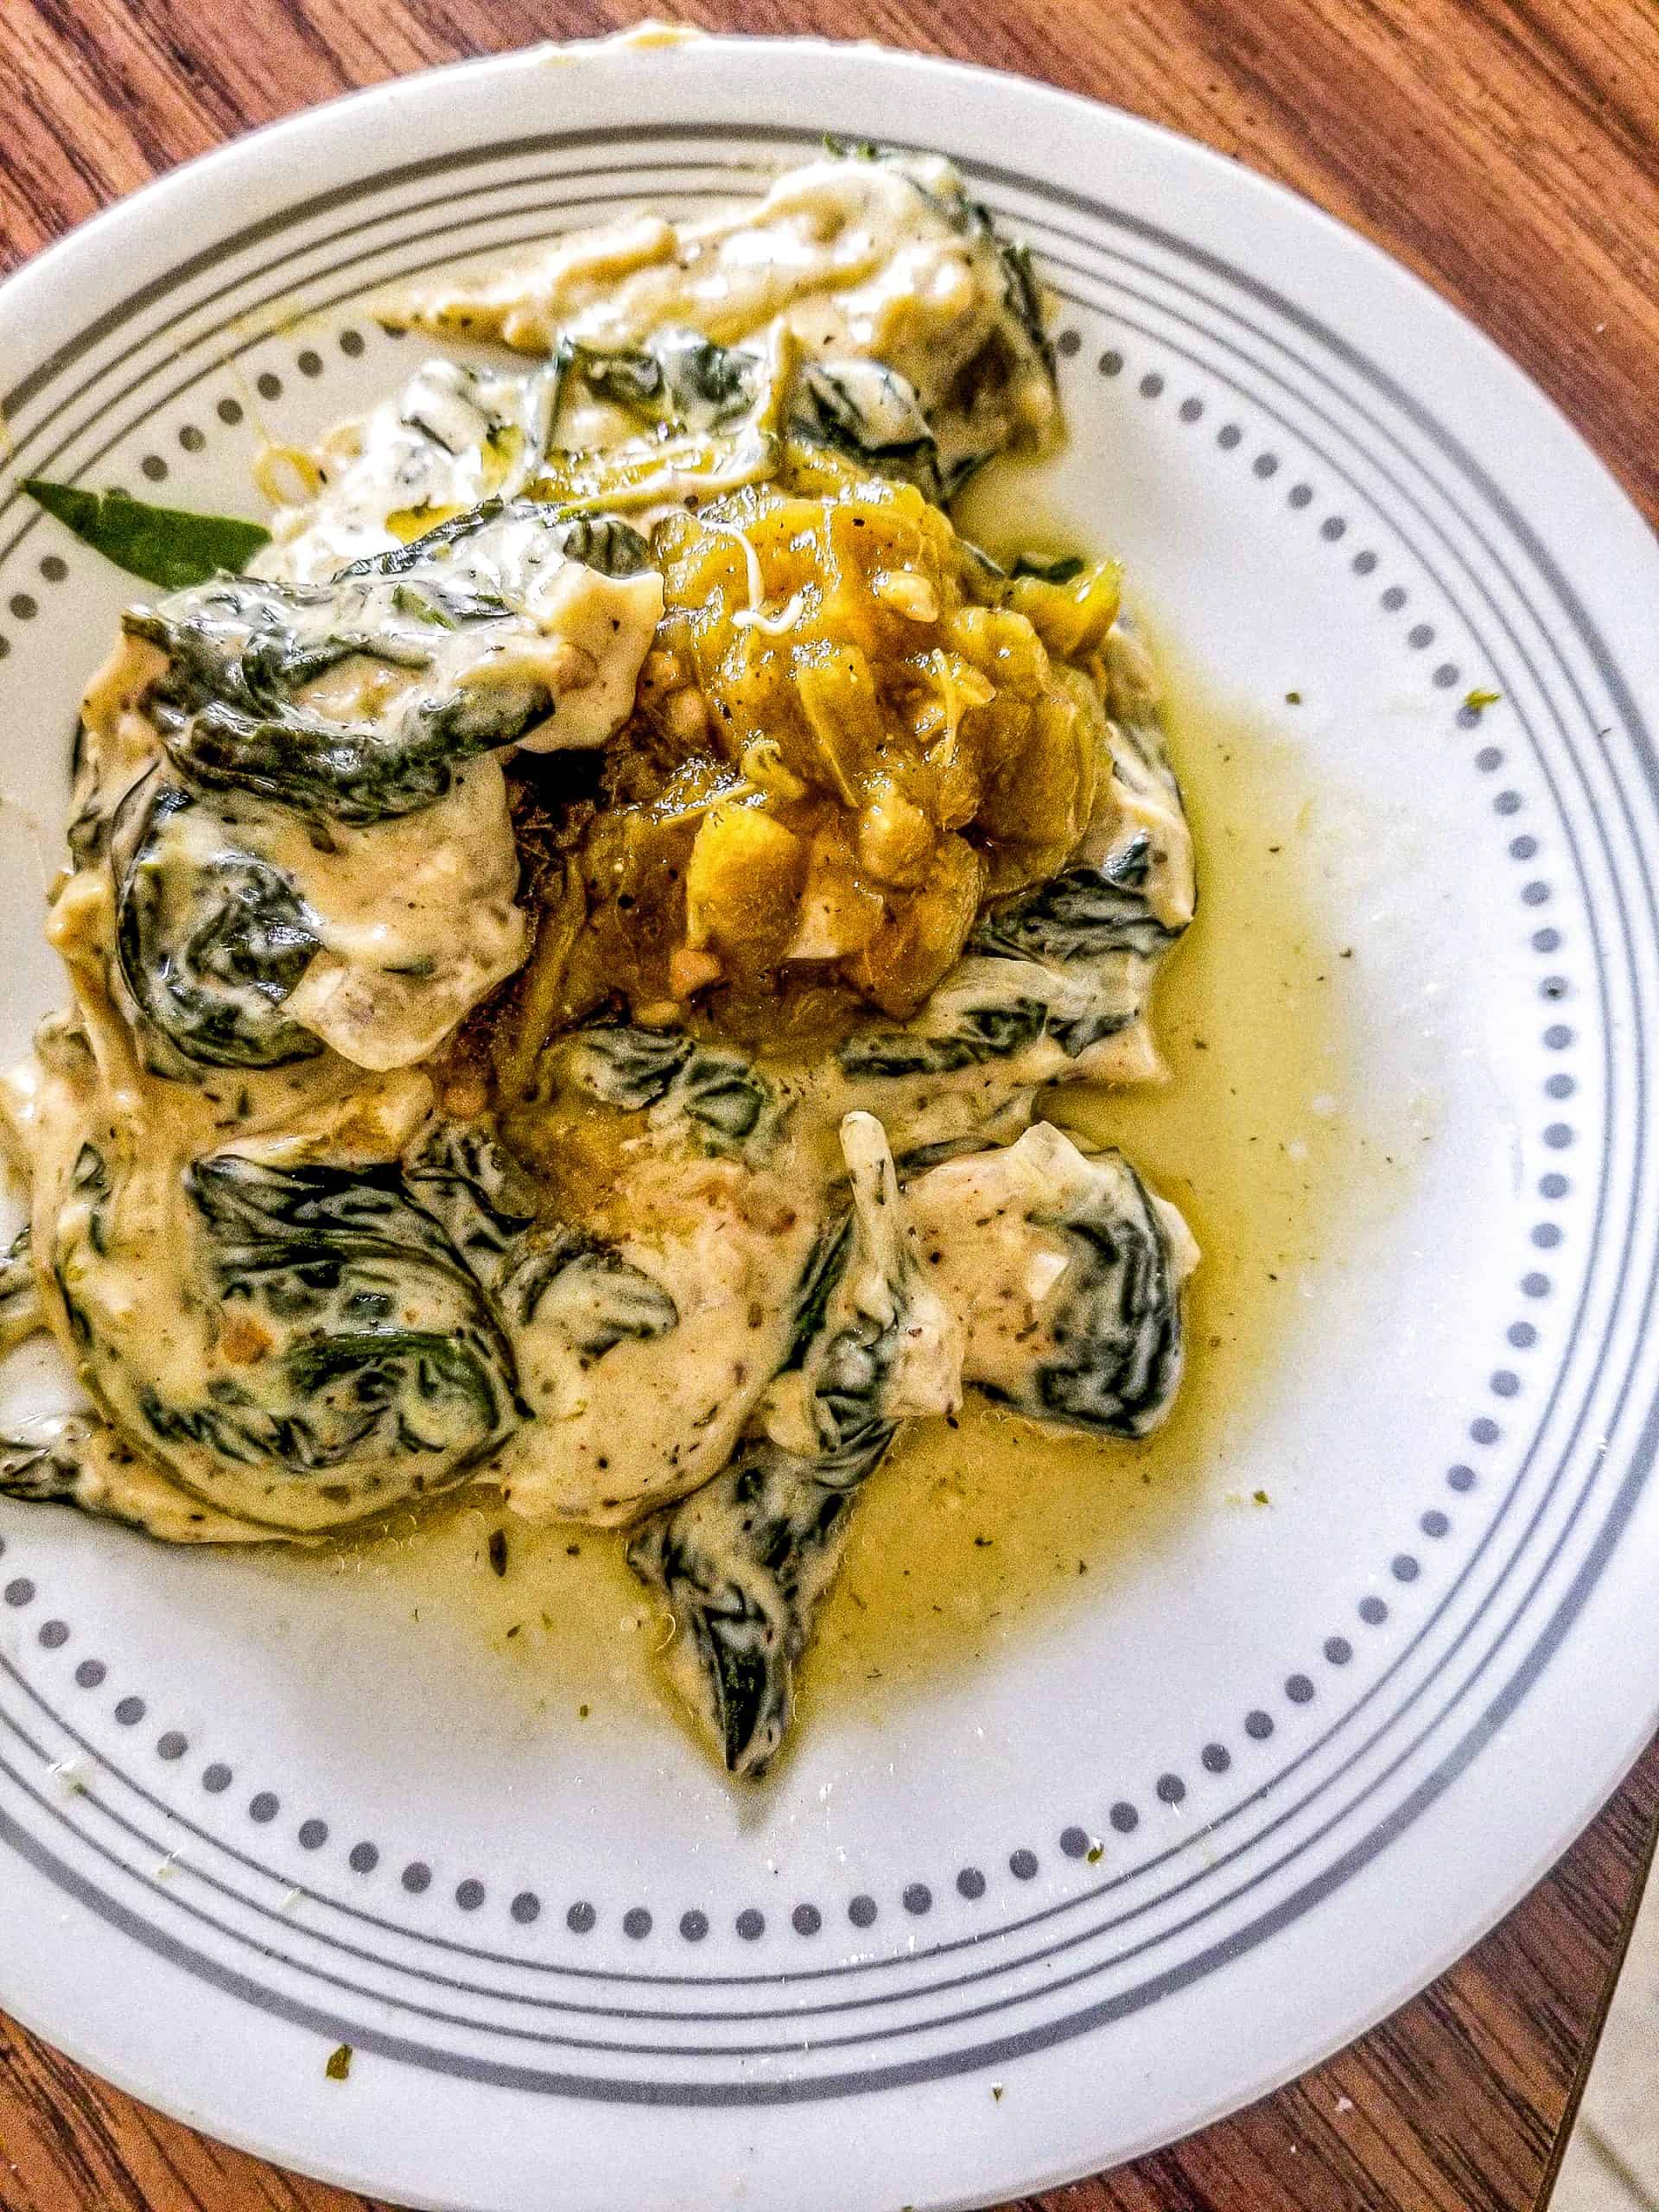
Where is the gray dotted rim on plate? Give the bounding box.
[0,297,1578,1951]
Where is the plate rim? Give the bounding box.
[0,28,1656,2210]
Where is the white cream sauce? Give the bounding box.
[906,1122,1198,1407]
[0,133,1195,1800]
[257,359,559,581]
[391,153,1057,493]
[271,760,528,1070]
[492,1143,817,1523]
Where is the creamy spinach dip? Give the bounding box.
[4,149,1197,1774]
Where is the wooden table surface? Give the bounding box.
[2,2,1656,2207]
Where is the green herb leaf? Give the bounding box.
[24,480,270,589]
[1463,687,1502,714]
[325,2043,353,2081]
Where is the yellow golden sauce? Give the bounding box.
[802,659,1371,1713]
[247,1496,657,1736]
[251,664,1383,1760]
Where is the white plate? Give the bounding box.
[0,32,1656,2212]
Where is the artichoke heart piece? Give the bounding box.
[685,804,809,976]
[628,1111,962,1777]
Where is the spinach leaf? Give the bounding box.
[49,1143,524,1524]
[677,1052,772,1143]
[338,499,651,582]
[0,1226,41,1356]
[968,834,1178,965]
[563,1023,693,1110]
[837,993,1051,1079]
[512,1244,678,1353]
[628,1116,957,1776]
[179,1154,524,1481]
[67,1142,111,1273]
[838,968,1147,1084]
[1011,552,1086,584]
[992,233,1054,373]
[399,357,536,460]
[27,1119,683,1537]
[781,1212,855,1370]
[0,1418,94,1508]
[130,502,641,825]
[111,773,322,1069]
[0,1417,130,1524]
[0,1411,289,1542]
[547,513,654,578]
[404,1122,540,1277]
[1027,1180,1184,1435]
[24,480,270,589]
[562,1024,779,1157]
[907,1126,1188,1440]
[895,168,1055,376]
[552,330,759,440]
[407,1123,678,1356]
[789,360,944,499]
[628,1425,886,1775]
[151,688,516,829]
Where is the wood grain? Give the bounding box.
[0,3,1655,2209]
